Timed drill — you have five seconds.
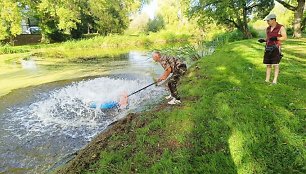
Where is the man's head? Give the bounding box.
[264,14,277,26]
[152,51,161,62]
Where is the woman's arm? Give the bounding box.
[278,26,287,41]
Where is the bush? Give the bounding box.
[145,15,165,33]
[212,30,244,45]
[140,37,153,47]
[249,26,259,38]
[158,44,201,63]
[0,44,29,54]
[286,28,293,36]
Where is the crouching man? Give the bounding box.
[152,51,187,105]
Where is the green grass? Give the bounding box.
[0,32,192,56]
[81,38,305,173]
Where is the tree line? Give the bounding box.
[0,0,304,45]
[0,0,146,43]
[184,0,305,38]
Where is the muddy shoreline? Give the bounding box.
[53,112,139,174]
[53,100,169,174]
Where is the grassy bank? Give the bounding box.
[57,38,306,173]
[0,32,191,55]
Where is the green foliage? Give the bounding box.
[158,44,200,63]
[0,0,23,43]
[275,0,305,38]
[157,0,182,26]
[0,44,29,54]
[0,32,193,56]
[139,37,153,47]
[145,14,165,33]
[125,12,150,35]
[186,0,275,38]
[89,0,129,35]
[249,26,259,38]
[157,27,259,63]
[21,0,143,41]
[208,27,257,46]
[287,27,294,36]
[206,30,244,47]
[126,0,200,36]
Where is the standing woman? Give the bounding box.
[262,14,287,84]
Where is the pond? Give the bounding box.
[0,51,167,173]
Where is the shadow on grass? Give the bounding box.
[57,39,305,174]
[182,41,305,173]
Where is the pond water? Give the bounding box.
[0,51,167,173]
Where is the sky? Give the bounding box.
[142,0,158,19]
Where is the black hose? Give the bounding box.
[128,82,157,97]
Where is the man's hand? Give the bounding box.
[157,78,163,82]
[154,78,162,83]
[269,37,278,41]
[258,38,266,43]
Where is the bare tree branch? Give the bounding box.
[245,1,260,10]
[275,0,297,11]
[225,18,240,29]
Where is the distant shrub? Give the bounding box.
[146,15,165,33]
[164,32,177,43]
[0,44,29,54]
[212,30,243,45]
[286,28,293,36]
[249,26,259,38]
[159,44,201,63]
[140,38,153,47]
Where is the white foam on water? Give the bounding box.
[7,77,165,141]
[21,58,37,70]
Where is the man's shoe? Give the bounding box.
[165,94,173,100]
[168,98,181,105]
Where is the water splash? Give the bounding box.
[21,58,37,70]
[6,77,164,141]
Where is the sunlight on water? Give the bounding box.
[6,77,164,141]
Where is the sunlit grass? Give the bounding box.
[72,38,306,174]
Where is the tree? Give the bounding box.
[88,0,126,35]
[89,0,145,36]
[0,0,23,44]
[127,12,150,34]
[275,0,305,38]
[157,0,181,26]
[25,0,143,40]
[302,10,306,31]
[146,14,165,32]
[157,0,195,30]
[0,0,148,42]
[185,0,274,38]
[23,0,83,42]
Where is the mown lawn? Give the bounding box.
[59,38,305,174]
